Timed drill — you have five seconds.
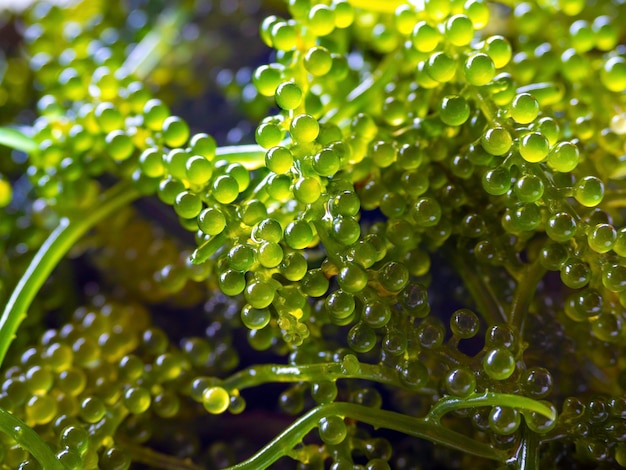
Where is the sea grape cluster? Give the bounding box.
[0,0,626,469]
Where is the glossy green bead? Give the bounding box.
[489,406,521,435]
[514,174,544,202]
[560,259,590,289]
[257,241,283,268]
[123,386,151,414]
[520,132,549,163]
[290,114,319,143]
[426,52,456,82]
[105,131,134,161]
[284,220,314,249]
[547,141,579,172]
[197,208,226,235]
[294,177,321,204]
[588,224,617,253]
[545,212,577,242]
[602,264,626,293]
[275,81,302,110]
[265,146,293,174]
[412,197,441,227]
[162,116,189,148]
[319,416,347,445]
[482,348,515,380]
[304,46,332,76]
[313,148,341,176]
[308,4,335,36]
[253,64,282,97]
[485,35,512,68]
[190,133,217,159]
[174,191,203,219]
[439,95,470,126]
[574,176,604,207]
[411,21,440,53]
[481,127,512,156]
[464,53,495,86]
[445,14,473,46]
[241,305,271,330]
[202,386,230,414]
[482,166,511,196]
[213,175,240,204]
[270,22,297,51]
[255,122,283,149]
[245,280,276,308]
[445,368,476,397]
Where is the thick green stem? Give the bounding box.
[0,408,65,470]
[221,359,430,393]
[225,402,508,470]
[508,259,546,337]
[447,245,506,325]
[216,145,267,170]
[0,127,37,154]
[0,181,140,366]
[427,392,557,423]
[516,426,540,470]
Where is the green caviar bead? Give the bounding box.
[280,252,308,281]
[226,163,250,192]
[290,114,319,143]
[333,1,354,28]
[308,4,335,36]
[139,149,164,178]
[489,406,521,435]
[363,301,391,329]
[275,81,302,110]
[510,93,539,124]
[202,386,230,414]
[25,366,53,395]
[602,264,626,293]
[0,177,12,208]
[266,146,294,174]
[338,263,368,293]
[158,178,185,204]
[574,176,604,207]
[593,16,618,51]
[588,224,617,253]
[569,20,594,53]
[198,207,226,235]
[465,0,490,29]
[427,52,456,82]
[190,133,217,159]
[304,46,332,76]
[260,15,280,46]
[539,241,569,270]
[484,35,512,68]
[257,242,283,268]
[613,228,626,257]
[515,174,544,202]
[481,126,512,156]
[95,103,123,133]
[560,259,591,289]
[228,244,255,271]
[285,220,314,249]
[379,261,409,292]
[332,216,360,245]
[326,289,356,324]
[240,199,267,226]
[105,131,134,161]
[294,177,322,204]
[80,397,106,423]
[302,269,329,296]
[546,212,577,242]
[186,155,212,185]
[445,14,474,46]
[601,57,626,93]
[370,141,396,168]
[61,425,89,454]
[174,191,203,219]
[143,99,170,131]
[445,368,476,397]
[411,21,440,53]
[123,386,151,414]
[482,348,515,380]
[319,416,347,445]
[253,64,282,97]
[255,122,283,149]
[465,53,496,85]
[425,0,450,20]
[524,402,557,434]
[520,132,549,163]
[213,175,240,204]
[482,166,511,195]
[439,95,470,126]
[270,22,297,51]
[331,190,360,216]
[241,305,271,330]
[162,116,190,148]
[347,323,376,353]
[394,5,417,35]
[245,280,276,308]
[450,308,479,338]
[547,141,579,172]
[253,218,283,243]
[219,270,245,295]
[536,117,560,146]
[100,447,131,470]
[313,148,341,176]
[561,48,589,82]
[411,197,441,227]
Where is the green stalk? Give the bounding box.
[508,258,546,337]
[427,392,557,423]
[215,145,267,170]
[346,0,406,13]
[220,360,431,393]
[0,127,37,154]
[0,181,140,366]
[516,426,541,470]
[225,402,508,470]
[0,408,65,469]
